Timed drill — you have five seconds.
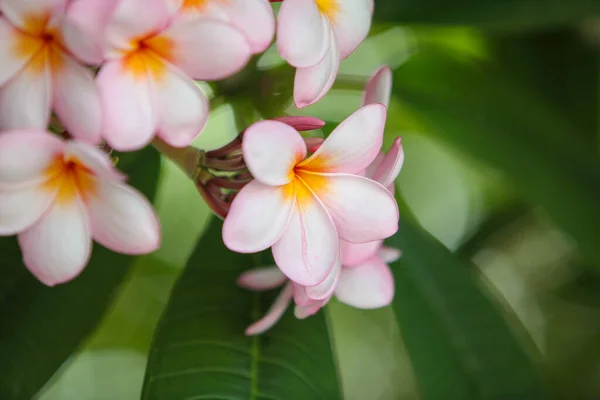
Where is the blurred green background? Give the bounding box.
[3,2,600,399]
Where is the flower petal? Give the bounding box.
[373,137,404,191]
[246,282,293,336]
[364,151,384,180]
[299,104,386,174]
[0,0,66,32]
[155,65,208,147]
[223,180,295,253]
[0,63,52,131]
[0,17,37,86]
[341,239,381,267]
[305,251,341,300]
[218,0,275,54]
[242,120,306,186]
[162,17,251,80]
[18,197,92,286]
[294,298,328,319]
[53,55,102,144]
[237,266,287,291]
[89,179,160,255]
[379,246,402,264]
[97,59,156,151]
[0,129,63,186]
[363,65,392,108]
[335,257,394,309]
[293,32,339,109]
[277,0,329,68]
[307,172,399,243]
[273,116,325,132]
[272,183,339,286]
[331,0,372,60]
[65,140,126,182]
[105,0,170,51]
[0,186,55,235]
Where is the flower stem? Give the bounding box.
[151,137,202,178]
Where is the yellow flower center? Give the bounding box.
[122,34,175,81]
[43,155,97,205]
[12,13,66,76]
[315,0,340,21]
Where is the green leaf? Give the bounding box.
[393,49,600,272]
[373,1,600,30]
[0,147,162,399]
[387,201,547,398]
[142,218,341,400]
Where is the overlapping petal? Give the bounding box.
[0,186,55,235]
[330,0,372,59]
[0,17,37,86]
[305,253,341,300]
[373,137,404,190]
[299,104,386,174]
[223,180,295,253]
[277,0,330,68]
[242,120,307,186]
[65,141,125,182]
[18,198,92,286]
[335,257,394,309]
[341,239,381,267]
[379,246,402,264]
[0,0,67,33]
[245,283,293,336]
[105,0,170,51]
[363,65,392,108]
[238,266,287,291]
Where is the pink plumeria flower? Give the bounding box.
[223,104,399,286]
[172,0,275,54]
[0,130,161,286]
[97,0,253,151]
[364,65,392,108]
[276,0,373,108]
[0,0,106,143]
[237,244,400,335]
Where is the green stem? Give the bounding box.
[150,137,202,179]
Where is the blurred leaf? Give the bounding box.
[142,218,341,400]
[374,1,600,30]
[0,147,161,399]
[387,200,547,398]
[393,49,600,272]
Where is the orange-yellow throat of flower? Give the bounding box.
[43,156,97,205]
[12,13,66,76]
[122,34,175,80]
[316,0,340,21]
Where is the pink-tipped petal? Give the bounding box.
[155,65,208,147]
[331,0,372,60]
[163,18,251,80]
[294,299,328,319]
[53,55,102,144]
[335,258,394,309]
[363,65,392,108]
[243,120,306,186]
[245,283,293,336]
[65,141,126,182]
[0,130,63,186]
[97,60,156,151]
[373,137,404,190]
[304,137,325,153]
[292,282,312,307]
[379,246,402,264]
[308,172,399,243]
[0,17,38,86]
[273,116,325,132]
[364,152,384,180]
[105,0,170,51]
[0,186,55,235]
[218,0,275,54]
[277,0,330,68]
[88,180,160,254]
[293,33,339,109]
[299,104,386,174]
[305,252,341,300]
[341,239,381,267]
[223,180,295,253]
[238,266,287,291]
[0,0,66,32]
[18,198,92,286]
[272,187,338,286]
[0,65,52,131]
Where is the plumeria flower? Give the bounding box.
[0,0,106,143]
[236,243,400,335]
[0,130,161,286]
[276,0,373,107]
[172,0,275,54]
[97,0,253,151]
[223,103,399,287]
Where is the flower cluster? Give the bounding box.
[0,0,401,335]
